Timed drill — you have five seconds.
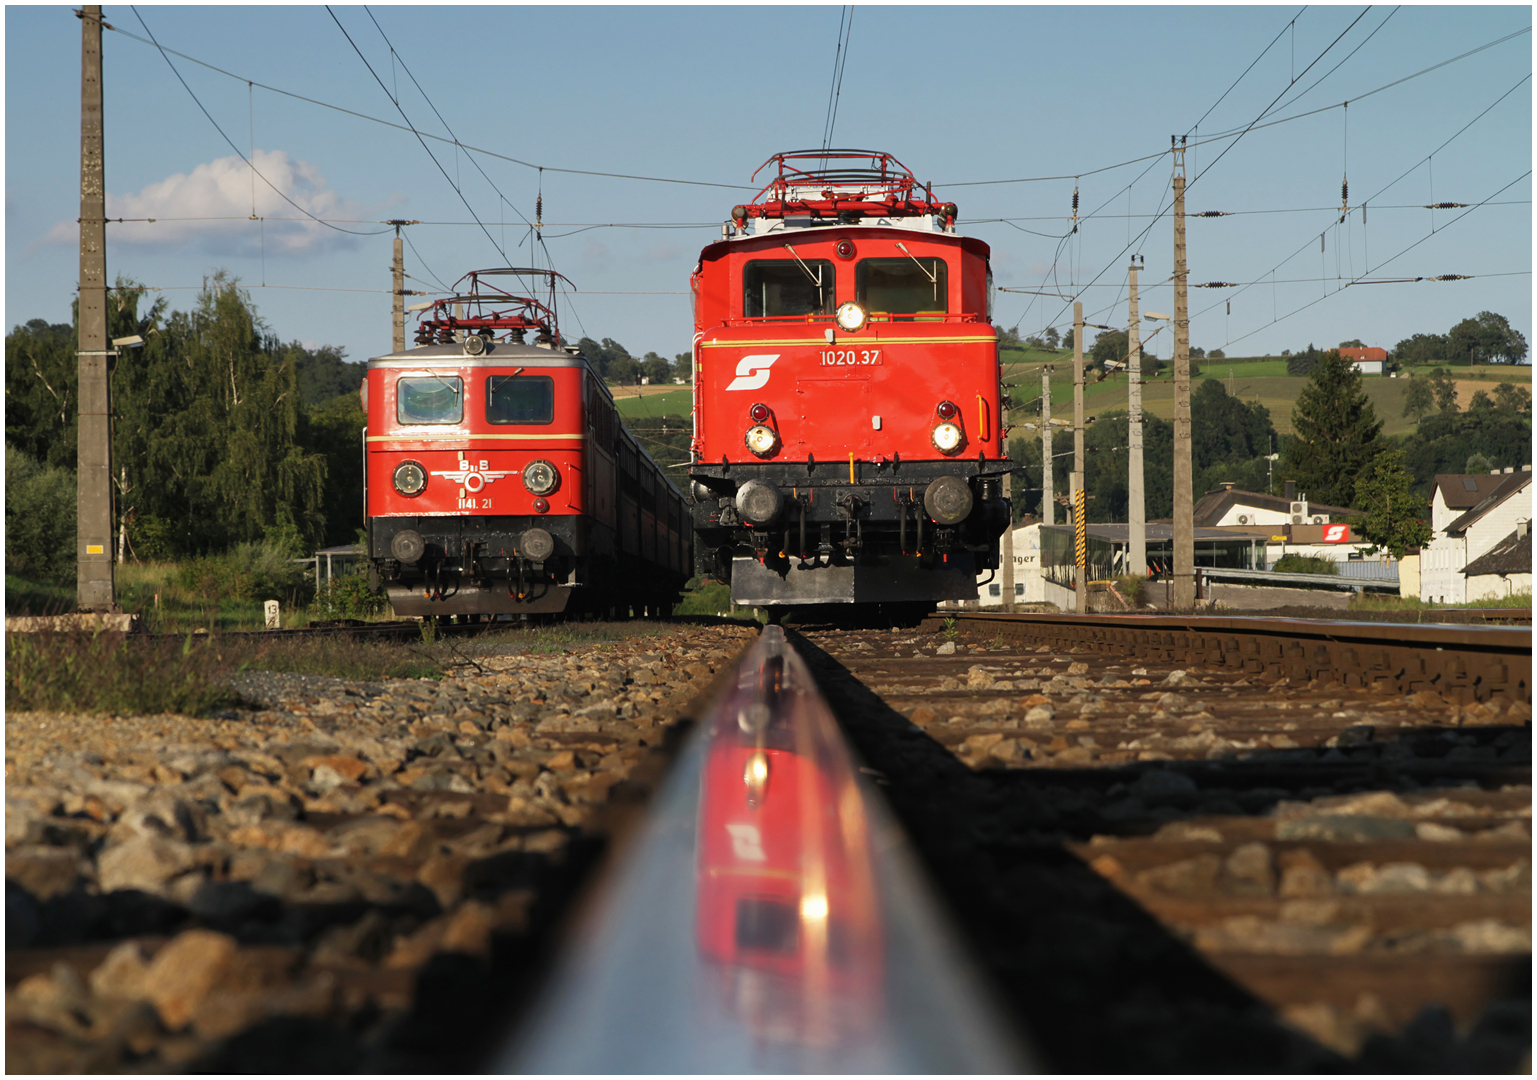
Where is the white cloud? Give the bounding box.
[45,150,370,256]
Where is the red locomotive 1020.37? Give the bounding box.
[364,268,691,620]
[688,151,1010,615]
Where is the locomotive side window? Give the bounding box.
[743,259,835,317]
[397,376,463,424]
[856,257,948,314]
[486,375,554,425]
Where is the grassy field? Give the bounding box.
[613,386,692,418]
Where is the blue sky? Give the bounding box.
[6,5,1531,367]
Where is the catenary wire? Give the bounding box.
[127,7,392,238]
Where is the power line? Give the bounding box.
[820,7,854,152]
[326,6,507,262]
[127,7,391,238]
[103,20,756,193]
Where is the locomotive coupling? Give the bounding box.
[734,479,784,527]
[922,476,973,525]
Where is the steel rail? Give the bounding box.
[937,611,1531,705]
[499,624,1031,1072]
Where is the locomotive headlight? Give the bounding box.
[522,459,560,496]
[932,421,964,454]
[745,424,779,457]
[834,301,867,332]
[744,750,769,808]
[393,460,428,497]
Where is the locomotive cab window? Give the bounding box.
[486,375,554,425]
[743,259,835,317]
[397,376,463,425]
[856,257,947,314]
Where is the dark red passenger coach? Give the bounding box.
[364,269,691,619]
[688,151,1010,613]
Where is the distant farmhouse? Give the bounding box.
[1337,346,1388,375]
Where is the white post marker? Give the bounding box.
[264,600,280,630]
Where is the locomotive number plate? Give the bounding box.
[819,348,881,366]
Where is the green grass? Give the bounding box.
[614,388,693,418]
[1348,591,1533,613]
[1400,364,1531,383]
[6,629,242,716]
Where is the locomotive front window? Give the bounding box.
[743,259,835,317]
[396,376,463,425]
[856,257,948,314]
[486,375,555,425]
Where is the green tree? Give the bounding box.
[4,445,77,581]
[640,352,671,384]
[1402,377,1434,421]
[1348,447,1432,559]
[1090,329,1128,366]
[1393,332,1447,367]
[1285,344,1322,377]
[1339,338,1365,348]
[290,343,364,406]
[673,352,694,383]
[1209,348,1225,359]
[1428,368,1459,412]
[1061,326,1074,351]
[1043,327,1060,349]
[4,318,78,469]
[1281,349,1383,508]
[1493,382,1531,413]
[1448,311,1528,365]
[1191,379,1275,471]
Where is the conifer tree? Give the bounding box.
[1281,350,1382,508]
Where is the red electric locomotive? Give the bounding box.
[688,150,1009,614]
[364,268,691,619]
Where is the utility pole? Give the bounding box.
[1041,365,1054,527]
[1000,471,1015,611]
[387,220,416,354]
[1127,256,1146,585]
[77,5,114,613]
[1073,301,1087,614]
[1171,137,1195,609]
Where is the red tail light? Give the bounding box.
[936,400,958,420]
[750,403,770,423]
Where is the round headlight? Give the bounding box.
[393,460,427,496]
[932,422,964,454]
[522,459,560,496]
[745,425,779,457]
[835,301,867,332]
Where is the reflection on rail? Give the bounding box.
[501,625,1029,1072]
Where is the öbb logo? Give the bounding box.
[1323,524,1349,543]
[724,354,779,392]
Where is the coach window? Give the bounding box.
[397,375,463,424]
[486,375,555,424]
[856,256,948,315]
[743,259,835,317]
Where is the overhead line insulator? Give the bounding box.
[1425,202,1468,209]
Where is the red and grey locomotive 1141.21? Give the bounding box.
[364,268,692,620]
[687,150,1010,615]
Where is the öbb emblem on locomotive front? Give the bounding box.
[431,460,513,493]
[725,354,780,392]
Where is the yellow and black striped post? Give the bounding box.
[1074,487,1087,595]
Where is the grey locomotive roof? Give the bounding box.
[368,340,591,368]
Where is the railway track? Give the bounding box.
[5,611,1530,1071]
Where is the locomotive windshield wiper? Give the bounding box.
[895,241,940,302]
[781,243,827,307]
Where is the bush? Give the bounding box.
[1272,554,1339,575]
[1115,574,1148,606]
[310,567,388,621]
[673,577,734,616]
[5,445,77,582]
[178,538,312,603]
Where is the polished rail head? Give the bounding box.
[500,625,1033,1072]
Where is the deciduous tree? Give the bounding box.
[1402,377,1434,420]
[1349,447,1432,559]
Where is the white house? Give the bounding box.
[1463,524,1532,602]
[1190,483,1377,568]
[1420,468,1533,603]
